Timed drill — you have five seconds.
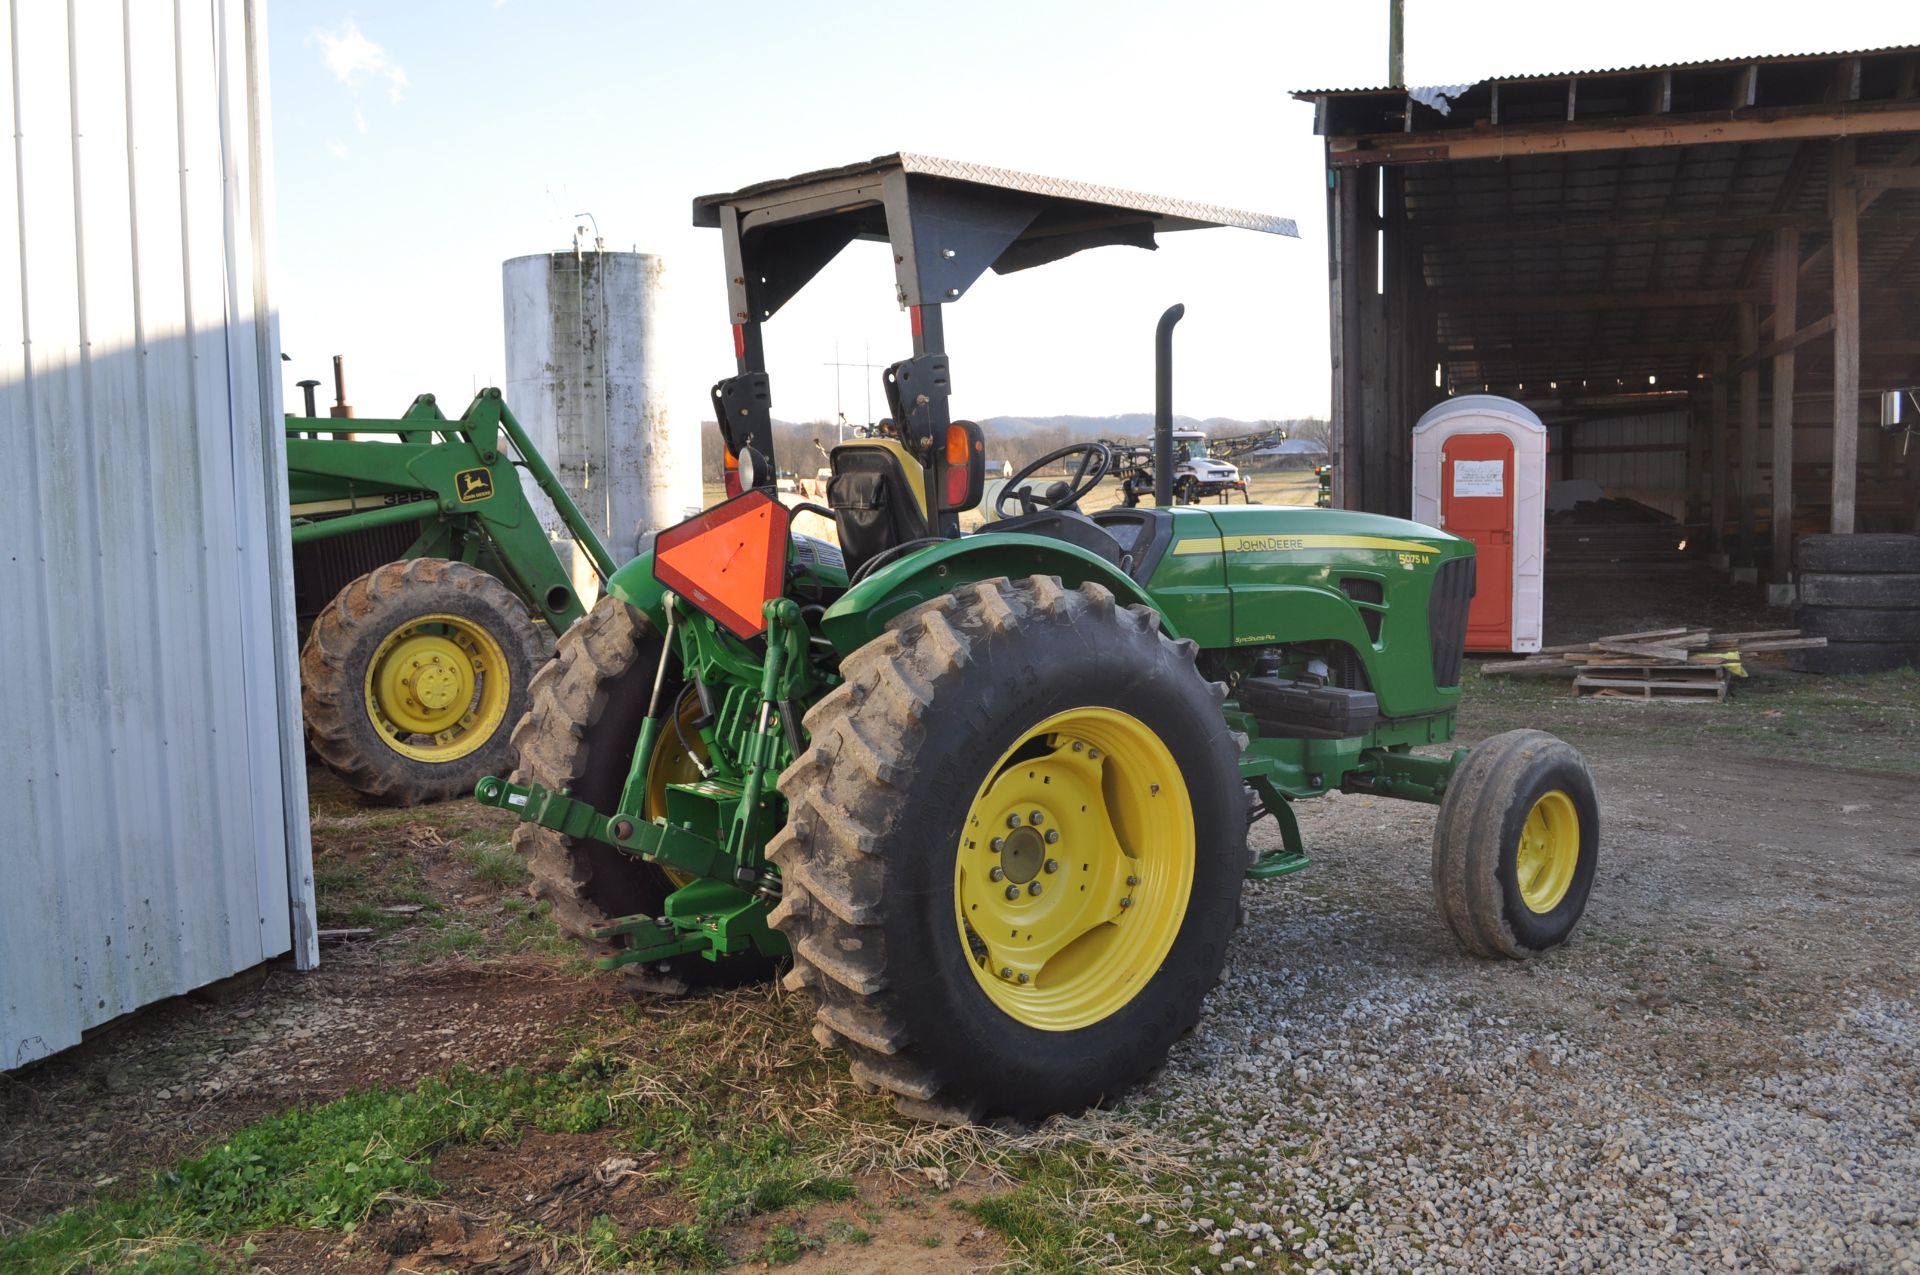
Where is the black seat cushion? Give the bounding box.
[827,446,932,578]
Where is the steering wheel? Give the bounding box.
[995,443,1113,519]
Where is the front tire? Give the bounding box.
[1431,729,1599,958]
[769,576,1246,1122]
[301,558,550,806]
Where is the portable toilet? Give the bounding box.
[1411,395,1547,654]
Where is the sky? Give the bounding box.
[269,0,1918,433]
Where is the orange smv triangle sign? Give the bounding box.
[652,489,792,639]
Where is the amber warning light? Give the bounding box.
[651,490,792,639]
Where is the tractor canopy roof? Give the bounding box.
[693,153,1297,324]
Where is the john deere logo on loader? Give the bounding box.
[455,468,494,503]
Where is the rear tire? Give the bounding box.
[508,595,774,986]
[770,576,1245,1122]
[1789,640,1920,674]
[1795,533,1920,574]
[301,558,550,806]
[1796,606,1920,644]
[1796,572,1920,610]
[1432,729,1599,959]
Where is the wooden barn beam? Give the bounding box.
[1438,288,1765,314]
[1770,229,1800,597]
[1326,101,1920,166]
[1737,303,1761,572]
[1710,351,1730,562]
[1731,313,1835,372]
[1830,141,1862,534]
[1417,211,1819,244]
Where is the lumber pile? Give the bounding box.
[1482,627,1828,702]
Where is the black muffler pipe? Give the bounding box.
[1154,304,1185,508]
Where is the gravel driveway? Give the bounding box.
[1143,737,1920,1273]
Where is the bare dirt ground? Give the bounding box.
[4,562,1917,1273]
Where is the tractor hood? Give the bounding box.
[1192,504,1465,560]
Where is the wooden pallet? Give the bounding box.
[1573,664,1729,702]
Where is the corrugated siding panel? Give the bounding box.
[1,0,314,1069]
[1557,410,1690,516]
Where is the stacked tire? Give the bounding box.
[1792,534,1920,673]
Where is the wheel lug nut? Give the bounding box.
[1071,740,1083,751]
[989,866,1005,882]
[1028,881,1043,896]
[1000,967,1013,980]
[1005,885,1021,900]
[1016,972,1029,984]
[992,837,1004,852]
[1043,859,1058,874]
[1029,811,1043,825]
[1045,829,1059,843]
[1006,813,1021,828]
[1127,875,1139,887]
[1088,748,1100,760]
[1119,896,1133,908]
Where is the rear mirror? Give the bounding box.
[941,420,987,512]
[737,445,771,491]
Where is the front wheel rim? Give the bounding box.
[1514,789,1580,913]
[954,707,1195,1032]
[363,613,511,763]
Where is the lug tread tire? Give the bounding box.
[1796,605,1920,644]
[1431,729,1599,960]
[507,596,778,987]
[301,558,551,806]
[508,596,660,946]
[1795,533,1920,575]
[769,576,1246,1123]
[1789,640,1920,675]
[1796,572,1920,610]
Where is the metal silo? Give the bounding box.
[502,243,694,592]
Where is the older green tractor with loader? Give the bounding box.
[289,389,614,805]
[478,155,1601,1121]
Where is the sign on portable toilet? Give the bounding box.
[1411,395,1547,654]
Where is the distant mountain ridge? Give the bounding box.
[979,414,1324,440]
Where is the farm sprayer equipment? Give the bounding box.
[475,154,1601,1122]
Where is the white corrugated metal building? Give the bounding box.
[1,0,315,1069]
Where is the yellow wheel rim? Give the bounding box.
[362,613,511,763]
[644,689,705,888]
[954,707,1195,1032]
[1515,789,1580,913]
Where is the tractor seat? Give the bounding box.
[826,439,934,578]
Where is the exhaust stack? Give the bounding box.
[1154,304,1185,508]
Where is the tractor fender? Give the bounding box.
[604,550,670,628]
[819,534,1165,656]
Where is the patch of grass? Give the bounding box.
[457,835,528,889]
[750,1223,824,1265]
[823,1218,871,1246]
[409,921,489,963]
[1460,663,1920,774]
[0,1052,631,1272]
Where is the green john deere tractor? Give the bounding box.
[477,154,1601,1121]
[289,388,614,806]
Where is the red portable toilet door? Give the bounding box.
[1441,434,1514,651]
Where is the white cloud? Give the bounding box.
[312,19,408,113]
[325,139,349,159]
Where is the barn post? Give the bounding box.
[1768,229,1800,603]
